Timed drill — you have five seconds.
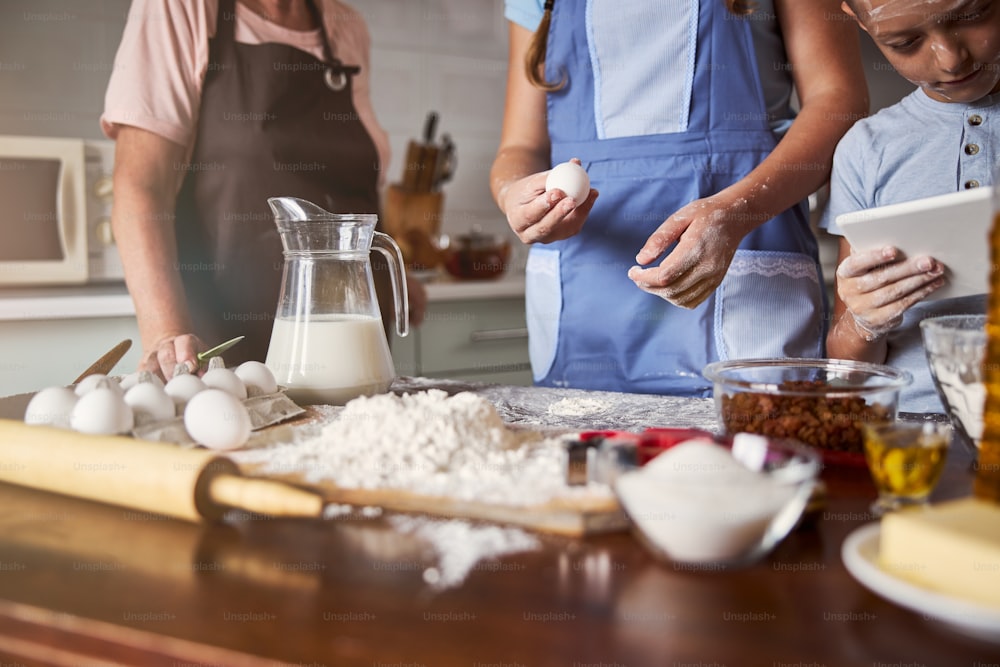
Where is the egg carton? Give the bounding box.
[132,391,305,446]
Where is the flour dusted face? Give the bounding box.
[849,0,1000,102]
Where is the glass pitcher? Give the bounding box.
[264,197,408,405]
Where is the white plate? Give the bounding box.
[836,187,991,301]
[842,523,1000,643]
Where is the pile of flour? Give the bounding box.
[232,389,605,589]
[233,389,608,507]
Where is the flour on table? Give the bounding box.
[232,389,609,507]
[232,389,577,590]
[388,515,540,590]
[547,396,608,417]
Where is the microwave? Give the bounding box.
[0,135,123,286]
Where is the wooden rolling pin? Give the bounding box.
[0,419,324,522]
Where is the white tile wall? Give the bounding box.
[359,0,514,253]
[0,1,131,139]
[0,0,518,259]
[0,1,915,272]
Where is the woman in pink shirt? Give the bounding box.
[103,0,424,378]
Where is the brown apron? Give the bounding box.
[175,0,390,366]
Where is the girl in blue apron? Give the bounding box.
[492,0,870,395]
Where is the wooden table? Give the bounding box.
[0,382,995,666]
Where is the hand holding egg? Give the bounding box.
[499,158,597,245]
[545,160,590,203]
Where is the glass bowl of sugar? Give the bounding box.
[603,433,821,568]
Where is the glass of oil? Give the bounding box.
[862,421,950,516]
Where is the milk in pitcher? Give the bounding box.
[266,314,394,405]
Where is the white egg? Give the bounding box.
[183,389,252,450]
[234,360,278,396]
[24,386,79,429]
[70,385,134,435]
[74,373,124,397]
[201,367,248,400]
[545,161,590,203]
[124,382,176,425]
[119,370,164,391]
[164,374,207,412]
[118,372,141,392]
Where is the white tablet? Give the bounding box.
[835,187,992,301]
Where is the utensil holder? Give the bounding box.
[383,184,445,269]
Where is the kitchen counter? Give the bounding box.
[419,272,525,301]
[0,283,142,397]
[0,272,525,322]
[0,275,527,397]
[0,379,991,666]
[0,282,135,321]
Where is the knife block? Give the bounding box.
[383,184,445,269]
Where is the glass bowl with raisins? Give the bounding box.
[702,359,912,464]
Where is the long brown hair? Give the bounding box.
[525,0,756,90]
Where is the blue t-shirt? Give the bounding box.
[504,0,796,136]
[824,89,1000,229]
[822,89,1000,412]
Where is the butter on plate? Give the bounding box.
[880,498,1000,608]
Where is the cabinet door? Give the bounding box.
[419,297,530,381]
[0,317,141,397]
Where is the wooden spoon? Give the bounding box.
[72,339,132,384]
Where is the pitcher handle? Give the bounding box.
[372,232,410,337]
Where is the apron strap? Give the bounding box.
[304,0,361,91]
[216,0,237,42]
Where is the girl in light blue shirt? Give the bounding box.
[822,0,1000,412]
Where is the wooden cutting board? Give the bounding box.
[1,409,828,538]
[235,406,627,537]
[235,462,626,537]
[0,400,626,536]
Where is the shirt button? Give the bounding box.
[966,143,981,155]
[969,114,984,126]
[965,180,981,189]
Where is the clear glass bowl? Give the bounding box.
[602,434,821,568]
[702,358,913,463]
[920,314,986,455]
[441,232,511,280]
